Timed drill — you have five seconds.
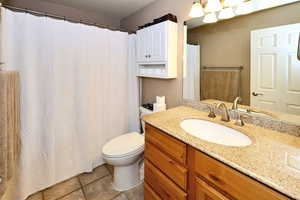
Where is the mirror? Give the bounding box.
[183,0,300,121]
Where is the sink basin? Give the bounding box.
[180,119,252,147]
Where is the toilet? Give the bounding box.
[102,107,151,191]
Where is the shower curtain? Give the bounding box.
[1,8,139,199]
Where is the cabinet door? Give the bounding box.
[148,22,166,62]
[137,28,149,63]
[195,177,230,200]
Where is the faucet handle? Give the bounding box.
[208,104,216,118]
[234,111,245,127]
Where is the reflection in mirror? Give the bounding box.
[183,0,300,119]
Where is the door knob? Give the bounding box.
[252,92,264,96]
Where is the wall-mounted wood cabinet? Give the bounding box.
[136,21,177,79]
[144,123,291,200]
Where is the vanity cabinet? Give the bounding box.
[144,124,291,200]
[136,20,177,79]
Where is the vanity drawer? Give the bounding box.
[145,159,187,200]
[195,176,230,200]
[145,142,188,190]
[192,148,290,200]
[144,182,162,200]
[145,124,187,165]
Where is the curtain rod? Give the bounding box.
[1,4,129,33]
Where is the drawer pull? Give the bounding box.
[209,174,225,185]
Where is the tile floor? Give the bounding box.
[26,164,143,200]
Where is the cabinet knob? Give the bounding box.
[149,54,151,58]
[0,177,2,184]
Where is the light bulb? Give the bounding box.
[189,2,204,18]
[218,7,235,19]
[204,0,222,13]
[223,0,243,7]
[203,13,218,23]
[235,1,254,15]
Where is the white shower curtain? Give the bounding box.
[1,8,139,199]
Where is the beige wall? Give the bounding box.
[121,0,193,108]
[3,0,120,29]
[188,2,300,106]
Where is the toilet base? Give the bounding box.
[112,162,142,191]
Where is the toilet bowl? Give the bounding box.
[102,132,144,191]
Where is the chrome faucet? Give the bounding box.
[217,103,230,122]
[232,97,242,110]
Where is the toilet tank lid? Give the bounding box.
[102,132,144,157]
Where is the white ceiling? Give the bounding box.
[41,0,156,19]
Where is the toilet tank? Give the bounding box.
[140,106,153,133]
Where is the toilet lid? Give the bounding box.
[102,132,144,158]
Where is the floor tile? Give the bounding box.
[104,164,114,175]
[124,184,144,200]
[79,165,110,186]
[59,189,85,200]
[113,193,128,200]
[26,192,43,200]
[43,177,81,200]
[83,175,120,200]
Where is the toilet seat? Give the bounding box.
[103,132,144,158]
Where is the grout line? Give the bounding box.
[83,174,111,188]
[54,188,82,200]
[51,177,82,200]
[77,176,88,200]
[108,193,124,200]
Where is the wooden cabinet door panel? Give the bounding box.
[145,124,187,165]
[192,149,290,200]
[195,177,230,200]
[145,159,187,200]
[145,142,188,190]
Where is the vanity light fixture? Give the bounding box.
[218,7,235,19]
[203,12,218,23]
[189,1,204,18]
[235,0,254,15]
[204,0,223,12]
[223,0,243,7]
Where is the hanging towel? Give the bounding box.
[201,70,240,102]
[0,71,21,199]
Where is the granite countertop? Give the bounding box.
[142,106,300,200]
